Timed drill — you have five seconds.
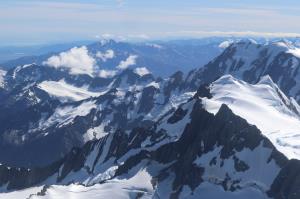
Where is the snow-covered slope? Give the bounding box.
[0,65,195,167]
[0,69,6,88]
[38,80,104,102]
[186,39,300,104]
[1,84,300,198]
[3,169,153,199]
[202,75,300,159]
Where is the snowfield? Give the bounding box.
[202,75,300,159]
[1,169,153,199]
[38,80,104,102]
[0,69,6,87]
[39,100,97,129]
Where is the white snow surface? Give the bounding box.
[40,100,97,129]
[83,123,109,142]
[38,80,103,102]
[0,69,6,87]
[1,169,154,199]
[288,47,300,58]
[202,75,300,160]
[194,143,280,193]
[219,40,233,49]
[0,186,44,199]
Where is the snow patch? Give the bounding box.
[0,69,6,87]
[40,100,97,129]
[146,81,160,89]
[38,80,103,102]
[219,40,233,49]
[287,47,300,58]
[84,123,109,142]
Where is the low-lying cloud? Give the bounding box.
[134,67,150,76]
[96,50,115,62]
[117,55,138,70]
[43,46,96,76]
[98,69,117,78]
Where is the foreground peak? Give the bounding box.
[257,75,276,87]
[213,74,241,85]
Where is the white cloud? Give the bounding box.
[146,43,163,49]
[98,70,117,78]
[96,50,115,62]
[167,30,300,38]
[117,55,138,70]
[127,34,150,40]
[43,46,96,76]
[134,67,150,76]
[100,33,115,39]
[4,1,300,45]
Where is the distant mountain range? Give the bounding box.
[0,38,229,78]
[0,40,94,64]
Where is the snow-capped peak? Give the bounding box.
[203,75,300,160]
[211,74,239,85]
[268,39,300,57]
[257,75,275,87]
[230,38,258,48]
[218,40,233,49]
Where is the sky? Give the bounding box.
[2,0,300,45]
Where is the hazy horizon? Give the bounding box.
[2,0,300,45]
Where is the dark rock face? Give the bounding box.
[268,159,300,199]
[138,86,159,114]
[103,99,298,198]
[149,103,277,194]
[167,107,188,124]
[162,71,185,104]
[0,160,63,190]
[194,83,212,99]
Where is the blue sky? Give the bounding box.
[1,0,300,45]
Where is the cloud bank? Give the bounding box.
[117,55,138,69]
[134,67,150,76]
[96,50,115,62]
[43,46,96,76]
[168,31,300,38]
[98,69,117,78]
